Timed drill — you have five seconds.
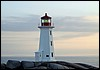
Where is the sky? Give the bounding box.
[1,1,99,56]
[1,1,99,17]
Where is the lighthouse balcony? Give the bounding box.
[38,23,54,28]
[38,24,54,28]
[38,26,54,28]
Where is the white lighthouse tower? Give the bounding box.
[35,13,55,61]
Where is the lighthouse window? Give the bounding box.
[48,19,51,23]
[50,31,52,35]
[44,19,48,23]
[46,55,49,57]
[51,41,52,46]
[42,20,44,23]
[51,52,53,57]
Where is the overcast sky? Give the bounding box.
[1,1,99,32]
[1,1,99,57]
[1,1,99,16]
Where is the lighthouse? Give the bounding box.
[35,13,55,61]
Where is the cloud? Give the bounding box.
[1,14,40,31]
[82,16,99,22]
[53,16,99,32]
[1,15,99,32]
[53,32,96,40]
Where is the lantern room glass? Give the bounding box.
[41,19,51,23]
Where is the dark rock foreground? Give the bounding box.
[1,60,99,69]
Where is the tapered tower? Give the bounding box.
[35,13,55,61]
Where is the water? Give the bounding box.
[1,56,99,67]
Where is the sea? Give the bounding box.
[1,56,99,68]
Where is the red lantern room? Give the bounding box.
[41,13,51,26]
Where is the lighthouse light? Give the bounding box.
[44,19,48,23]
[42,19,49,23]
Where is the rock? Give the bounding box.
[39,62,48,66]
[56,61,89,69]
[63,66,70,69]
[33,66,48,69]
[21,61,34,69]
[47,63,69,69]
[72,63,89,69]
[34,62,42,67]
[68,67,75,69]
[75,63,98,69]
[55,61,75,69]
[1,60,98,69]
[1,63,6,69]
[6,60,21,69]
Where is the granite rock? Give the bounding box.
[33,66,48,69]
[21,61,34,69]
[6,60,21,69]
[1,63,6,69]
[75,63,98,69]
[47,63,69,69]
[1,60,98,69]
[55,61,89,69]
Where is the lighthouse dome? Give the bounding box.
[41,13,51,19]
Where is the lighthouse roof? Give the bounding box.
[41,13,51,19]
